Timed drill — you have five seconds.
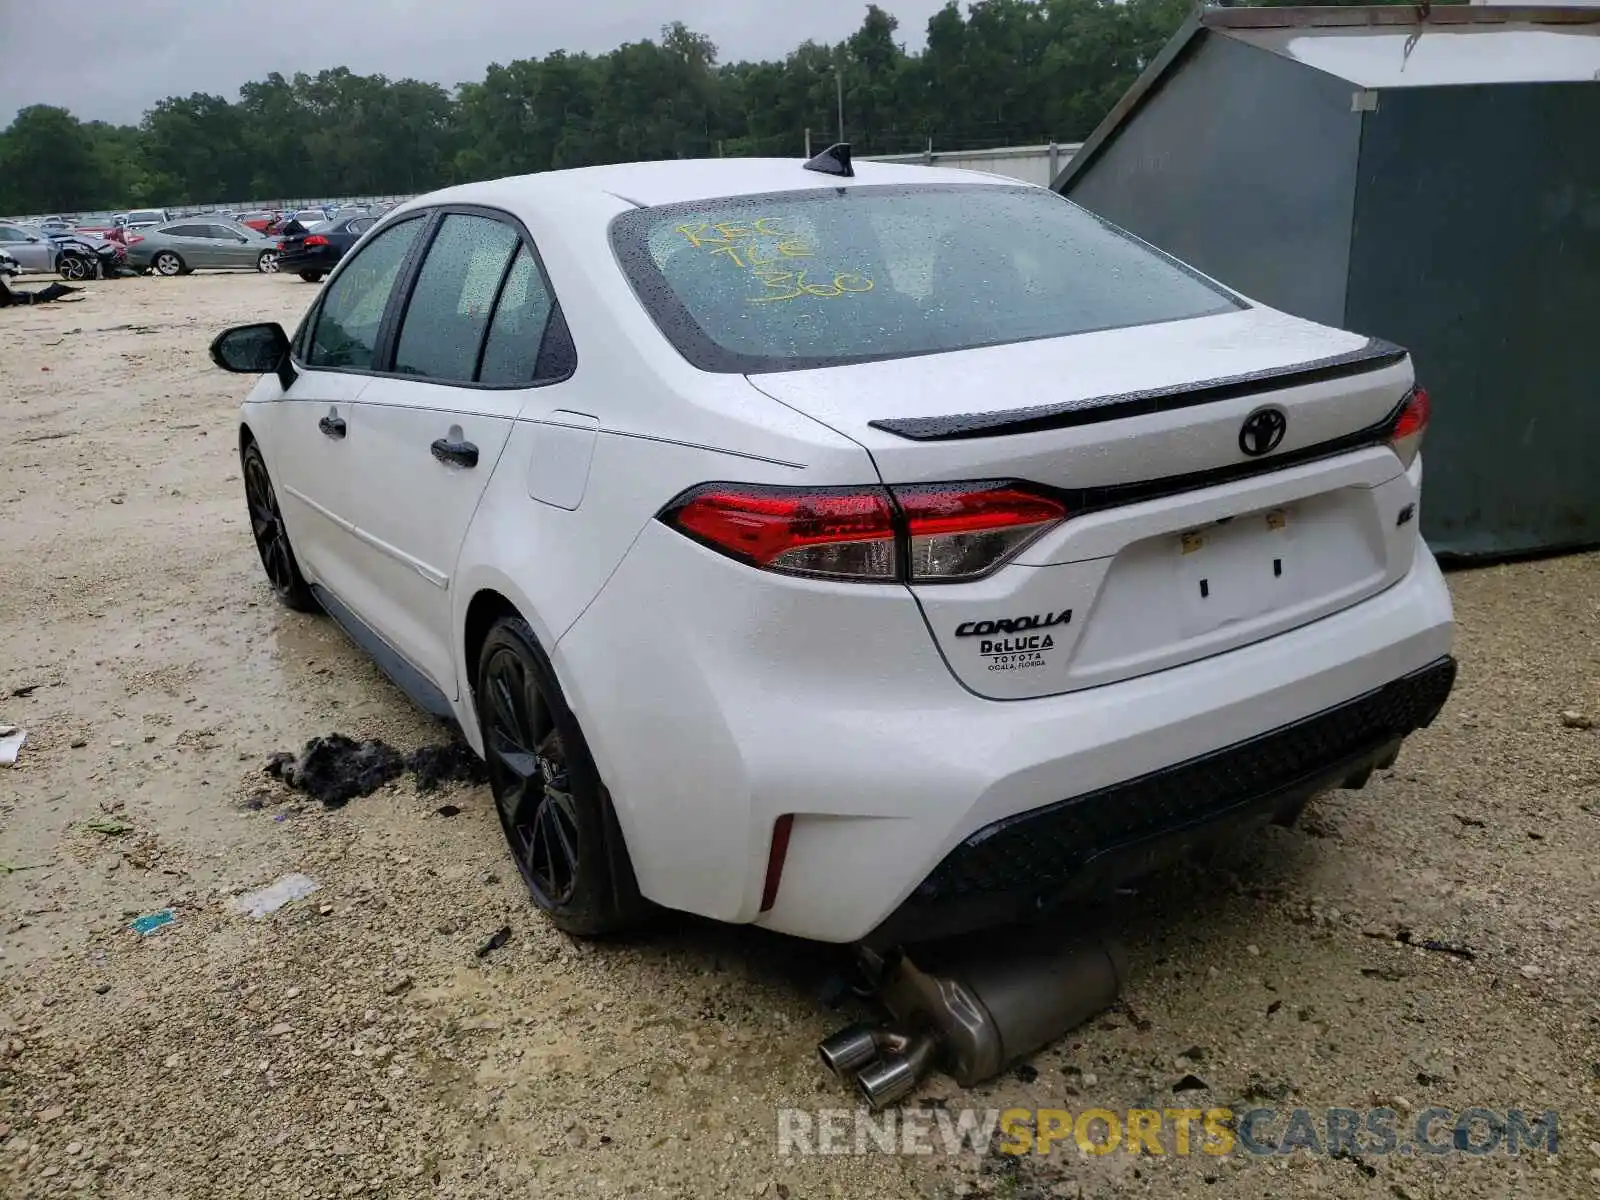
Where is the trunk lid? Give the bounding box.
[747,307,1420,700]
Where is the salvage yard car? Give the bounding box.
[210,153,1455,946]
[277,213,377,282]
[0,223,66,273]
[127,219,282,275]
[123,208,169,231]
[0,222,119,278]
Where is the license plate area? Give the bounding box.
[1175,506,1302,637]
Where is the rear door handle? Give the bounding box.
[431,437,479,469]
[318,415,346,439]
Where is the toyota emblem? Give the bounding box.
[1238,407,1288,457]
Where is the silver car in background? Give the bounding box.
[126,220,282,275]
[124,208,170,232]
[0,222,119,278]
[0,222,58,272]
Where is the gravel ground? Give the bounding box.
[1,273,1597,1199]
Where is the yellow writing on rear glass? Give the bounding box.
[673,216,873,303]
[749,270,874,303]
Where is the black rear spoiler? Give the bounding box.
[867,337,1409,442]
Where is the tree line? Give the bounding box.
[0,0,1407,215]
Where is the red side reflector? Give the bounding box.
[759,814,795,912]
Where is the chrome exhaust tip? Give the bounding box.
[855,1032,937,1111]
[817,1023,884,1080]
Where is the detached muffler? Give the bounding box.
[819,933,1126,1109]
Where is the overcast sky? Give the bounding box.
[0,0,951,126]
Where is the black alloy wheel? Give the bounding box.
[242,442,317,612]
[477,616,648,936]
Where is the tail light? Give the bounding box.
[660,481,1066,583]
[126,234,144,245]
[666,485,897,580]
[303,235,330,247]
[896,484,1067,581]
[1388,386,1431,469]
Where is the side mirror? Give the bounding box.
[210,322,296,387]
[25,235,38,243]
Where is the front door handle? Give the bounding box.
[318,415,346,439]
[431,437,479,468]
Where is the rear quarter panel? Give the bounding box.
[447,187,887,747]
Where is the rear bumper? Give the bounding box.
[278,249,338,273]
[868,656,1455,946]
[558,522,1455,944]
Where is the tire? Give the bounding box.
[298,271,324,283]
[57,253,91,281]
[242,441,317,613]
[477,616,649,937]
[256,250,279,273]
[153,250,184,277]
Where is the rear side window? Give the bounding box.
[306,216,424,371]
[477,247,558,386]
[393,214,519,383]
[610,184,1243,373]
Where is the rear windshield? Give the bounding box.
[610,184,1242,373]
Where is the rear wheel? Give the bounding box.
[477,616,649,937]
[256,250,279,273]
[298,270,324,283]
[242,441,316,612]
[152,251,184,277]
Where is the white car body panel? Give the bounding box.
[747,307,1407,486]
[234,158,1455,943]
[262,371,373,606]
[342,380,520,695]
[558,513,1450,941]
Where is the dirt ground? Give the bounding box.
[1,272,1597,1199]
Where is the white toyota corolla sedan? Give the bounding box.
[211,150,1455,946]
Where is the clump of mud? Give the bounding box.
[265,734,488,808]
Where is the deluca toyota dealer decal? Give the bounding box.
[955,609,1073,673]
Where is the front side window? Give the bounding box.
[306,216,424,371]
[610,184,1243,373]
[392,213,519,383]
[0,226,23,243]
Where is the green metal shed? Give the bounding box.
[1055,5,1600,558]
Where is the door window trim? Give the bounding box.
[291,203,576,391]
